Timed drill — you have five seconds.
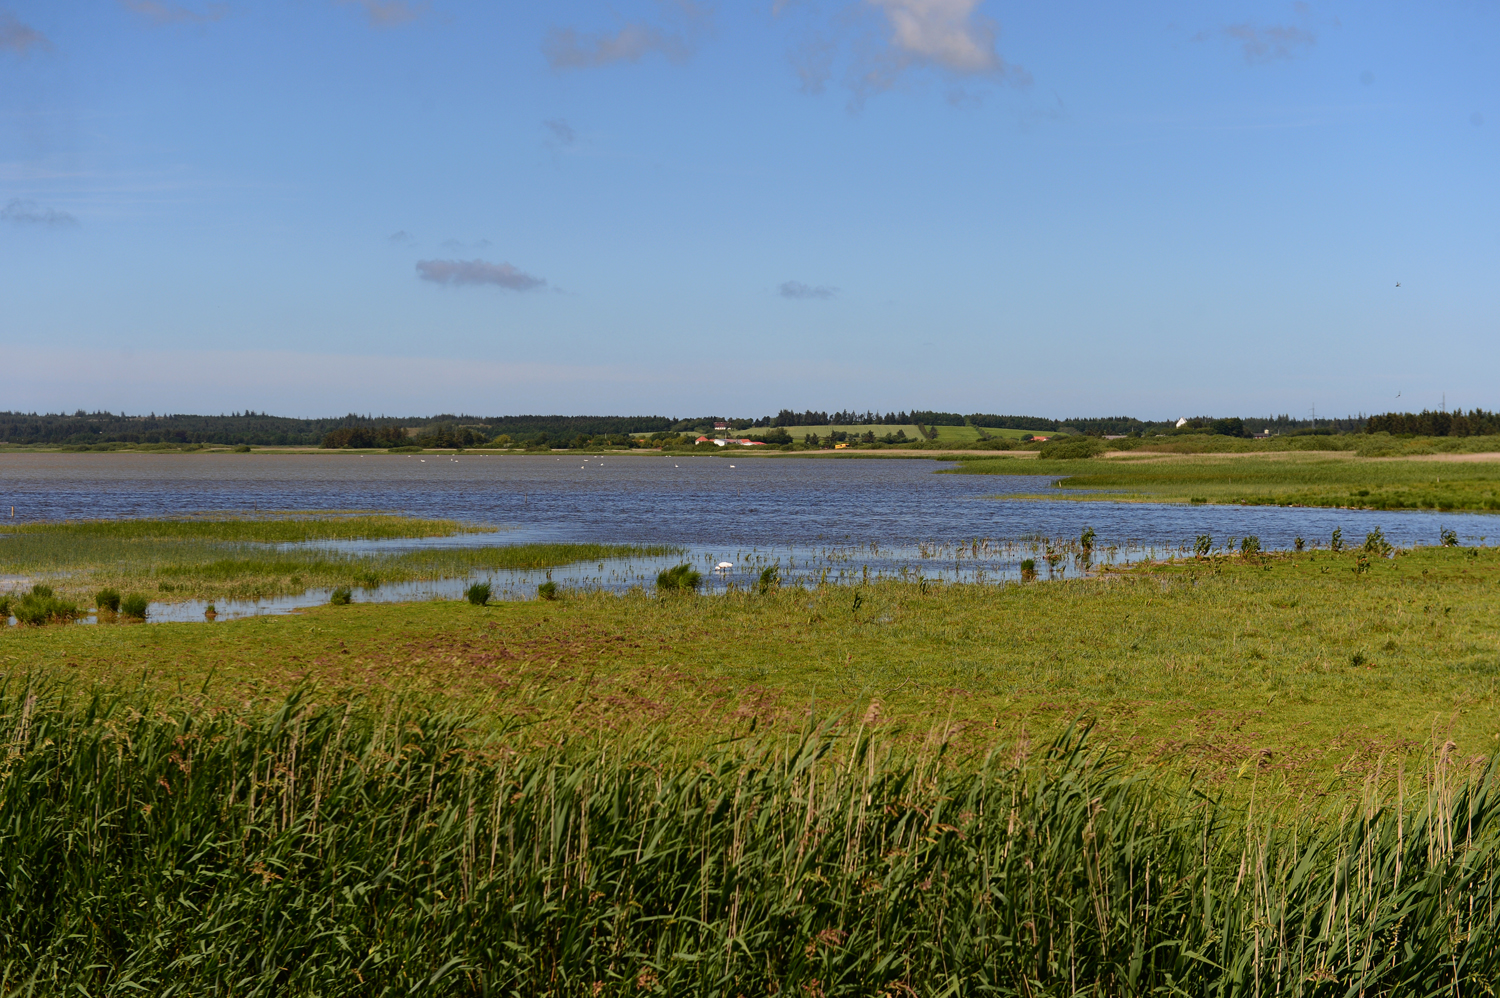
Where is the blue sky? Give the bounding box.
[0,0,1495,419]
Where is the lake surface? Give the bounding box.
[1,452,1492,620]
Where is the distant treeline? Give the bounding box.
[3,408,1481,448]
[1365,409,1500,437]
[0,411,393,447]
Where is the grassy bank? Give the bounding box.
[957,450,1500,511]
[6,545,1498,794]
[0,516,670,604]
[0,679,1494,995]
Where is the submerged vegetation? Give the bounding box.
[0,515,672,605]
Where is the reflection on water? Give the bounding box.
[1,452,1494,624]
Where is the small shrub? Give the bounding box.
[1038,436,1104,460]
[120,593,149,619]
[656,563,702,593]
[233,445,252,453]
[0,595,10,618]
[30,584,54,600]
[1355,554,1371,574]
[96,588,122,613]
[329,586,353,606]
[1364,527,1393,557]
[1079,526,1096,551]
[1293,536,1305,552]
[465,582,492,606]
[1194,534,1212,558]
[1329,527,1344,552]
[1441,528,1459,547]
[537,581,558,600]
[1240,536,1261,558]
[757,565,780,594]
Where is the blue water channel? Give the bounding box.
[1,452,1491,622]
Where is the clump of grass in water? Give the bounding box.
[464,581,491,606]
[328,586,352,606]
[119,593,149,620]
[11,585,83,626]
[656,563,701,593]
[0,685,1495,994]
[95,588,121,613]
[536,581,558,601]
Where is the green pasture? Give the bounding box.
[957,449,1500,511]
[0,516,665,604]
[8,544,1498,794]
[5,532,1500,991]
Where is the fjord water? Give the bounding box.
[0,452,1492,620]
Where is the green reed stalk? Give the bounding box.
[0,681,1493,995]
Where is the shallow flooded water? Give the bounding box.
[1,452,1493,621]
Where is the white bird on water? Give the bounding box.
[716,562,733,573]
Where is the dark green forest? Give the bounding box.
[0,408,1472,448]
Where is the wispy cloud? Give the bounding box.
[543,119,575,146]
[1220,23,1315,63]
[871,0,1002,75]
[0,12,51,55]
[1193,5,1317,66]
[780,280,837,300]
[340,0,426,28]
[120,0,229,25]
[2,198,76,227]
[544,1,710,70]
[416,259,546,291]
[388,230,415,244]
[776,0,1026,108]
[439,238,492,251]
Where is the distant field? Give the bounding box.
[746,424,1045,443]
[956,449,1500,511]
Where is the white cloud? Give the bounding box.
[869,0,1001,75]
[416,258,546,291]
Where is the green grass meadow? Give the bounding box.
[958,450,1500,512]
[5,512,1500,993]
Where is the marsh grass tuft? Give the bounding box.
[95,587,121,613]
[328,586,352,606]
[464,581,492,606]
[536,580,558,600]
[118,593,149,620]
[656,563,702,593]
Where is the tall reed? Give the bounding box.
[0,681,1493,995]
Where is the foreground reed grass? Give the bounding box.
[0,679,1494,995]
[0,516,669,603]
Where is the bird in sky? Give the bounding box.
[1396,282,1401,287]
